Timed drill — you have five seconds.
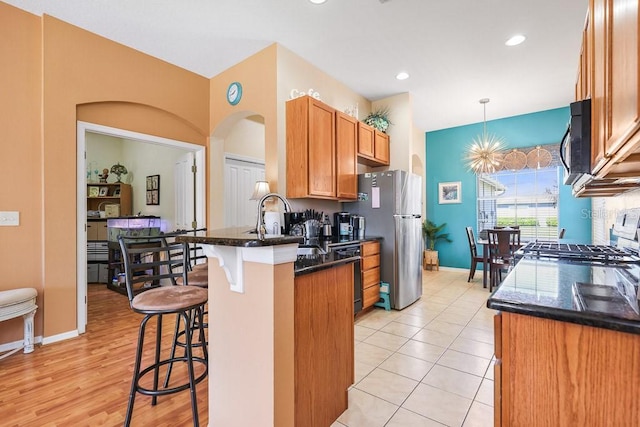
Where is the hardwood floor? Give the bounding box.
[0,284,208,427]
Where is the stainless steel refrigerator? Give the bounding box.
[344,170,423,309]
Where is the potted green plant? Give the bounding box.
[363,107,392,133]
[422,220,452,269]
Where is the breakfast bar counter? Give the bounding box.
[177,227,357,427]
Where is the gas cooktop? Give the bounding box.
[517,241,640,264]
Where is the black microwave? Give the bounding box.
[560,99,591,185]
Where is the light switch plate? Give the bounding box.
[0,211,19,226]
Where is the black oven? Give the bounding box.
[560,98,591,185]
[331,242,363,314]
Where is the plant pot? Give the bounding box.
[423,249,439,270]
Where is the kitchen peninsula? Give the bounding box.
[488,258,640,426]
[177,227,358,427]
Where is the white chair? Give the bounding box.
[0,288,37,359]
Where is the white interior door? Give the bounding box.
[224,155,265,227]
[175,152,195,229]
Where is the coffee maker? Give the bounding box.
[284,211,305,236]
[334,212,352,239]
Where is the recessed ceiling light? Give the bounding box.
[309,0,327,4]
[396,72,409,80]
[505,35,526,46]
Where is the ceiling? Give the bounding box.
[7,0,588,132]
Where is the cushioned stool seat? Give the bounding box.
[0,288,38,359]
[176,269,208,287]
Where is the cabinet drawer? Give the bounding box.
[362,254,380,271]
[362,266,380,288]
[361,241,380,257]
[363,285,380,309]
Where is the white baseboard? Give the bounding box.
[0,335,43,353]
[42,330,79,345]
[427,266,468,272]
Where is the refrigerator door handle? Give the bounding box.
[393,214,421,219]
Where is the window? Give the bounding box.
[477,166,559,241]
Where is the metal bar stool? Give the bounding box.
[158,229,209,388]
[118,235,208,427]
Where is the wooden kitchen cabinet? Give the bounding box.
[357,122,375,158]
[335,111,358,200]
[357,122,390,167]
[295,263,354,427]
[286,96,358,201]
[494,311,640,426]
[361,241,380,310]
[286,95,336,199]
[374,130,390,165]
[581,0,640,181]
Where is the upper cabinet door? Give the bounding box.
[608,0,639,154]
[589,0,640,178]
[357,122,390,167]
[336,111,358,200]
[591,0,608,172]
[357,122,375,158]
[286,96,337,199]
[308,99,336,198]
[374,130,390,166]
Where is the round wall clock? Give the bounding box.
[226,82,243,106]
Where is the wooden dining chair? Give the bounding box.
[487,228,521,291]
[465,227,484,282]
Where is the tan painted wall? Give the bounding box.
[0,3,210,345]
[224,116,266,160]
[42,15,209,338]
[209,45,278,229]
[0,4,44,344]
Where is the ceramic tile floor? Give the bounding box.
[333,269,496,427]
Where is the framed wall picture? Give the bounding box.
[438,181,462,204]
[146,175,160,205]
[98,187,109,197]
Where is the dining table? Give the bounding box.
[477,228,523,289]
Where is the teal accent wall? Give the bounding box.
[425,107,592,269]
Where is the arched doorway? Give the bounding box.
[76,121,206,333]
[209,112,266,229]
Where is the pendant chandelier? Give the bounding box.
[466,98,505,174]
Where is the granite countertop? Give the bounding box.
[294,252,360,276]
[175,226,362,275]
[175,226,304,247]
[488,258,640,335]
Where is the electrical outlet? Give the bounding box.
[0,211,19,226]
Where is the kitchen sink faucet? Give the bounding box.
[256,192,292,238]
